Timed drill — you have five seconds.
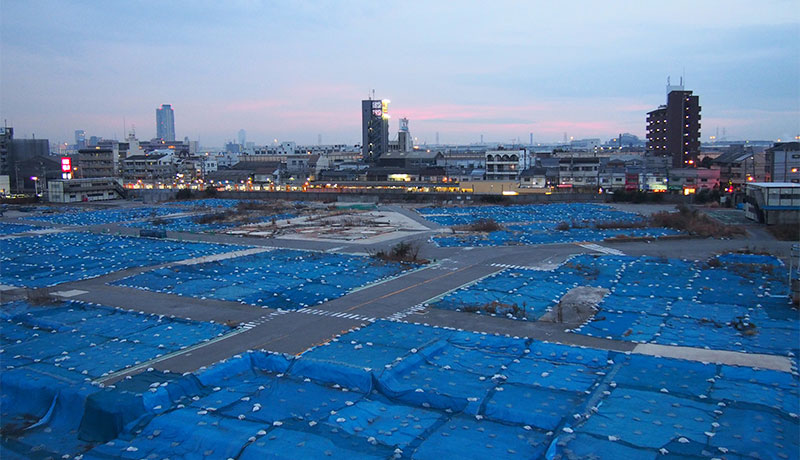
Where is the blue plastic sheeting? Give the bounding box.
[434,226,679,248]
[431,254,628,321]
[24,206,183,225]
[114,249,417,308]
[551,358,799,459]
[434,253,798,356]
[414,415,552,459]
[124,212,296,233]
[0,222,41,235]
[418,203,680,247]
[2,320,798,459]
[0,231,239,288]
[1,300,229,379]
[715,252,785,266]
[416,203,644,226]
[0,300,233,459]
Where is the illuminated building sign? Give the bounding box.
[381,99,390,119]
[61,157,72,173]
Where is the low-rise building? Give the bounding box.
[518,167,547,188]
[486,149,528,180]
[122,151,175,181]
[767,142,800,184]
[713,145,770,190]
[48,177,125,203]
[668,168,720,194]
[744,182,800,225]
[558,157,600,189]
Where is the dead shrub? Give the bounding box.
[373,242,428,264]
[452,218,503,232]
[766,224,800,241]
[649,206,745,238]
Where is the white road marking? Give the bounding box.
[51,289,89,298]
[578,243,625,256]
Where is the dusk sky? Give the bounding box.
[1,0,798,147]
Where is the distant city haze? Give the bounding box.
[1,0,798,146]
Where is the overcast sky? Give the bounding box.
[1,0,798,147]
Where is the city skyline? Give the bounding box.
[1,0,798,146]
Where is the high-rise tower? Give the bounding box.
[398,118,412,152]
[74,130,86,150]
[156,104,176,141]
[361,98,389,162]
[646,79,701,168]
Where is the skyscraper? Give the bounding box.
[74,130,86,150]
[361,98,389,162]
[156,104,176,141]
[646,80,701,168]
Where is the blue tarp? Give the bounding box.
[2,320,798,459]
[432,253,799,356]
[0,231,240,288]
[418,203,680,247]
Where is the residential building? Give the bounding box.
[712,144,770,190]
[519,167,547,188]
[599,166,627,191]
[156,104,176,141]
[668,168,719,194]
[78,148,117,178]
[767,142,800,184]
[646,81,701,168]
[486,149,528,180]
[558,157,600,189]
[122,151,175,181]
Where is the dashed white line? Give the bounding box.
[293,307,375,323]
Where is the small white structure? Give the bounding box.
[744,182,800,225]
[48,178,125,203]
